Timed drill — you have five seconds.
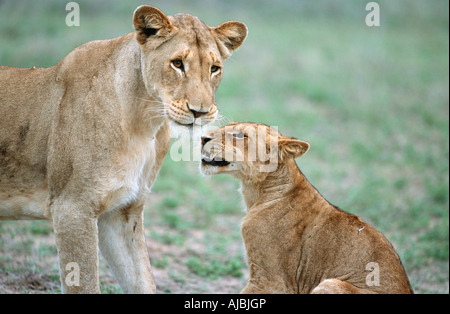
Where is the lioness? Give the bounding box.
[0,6,247,293]
[200,123,413,294]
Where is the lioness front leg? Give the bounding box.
[51,200,100,294]
[98,202,156,294]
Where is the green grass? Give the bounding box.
[185,255,244,280]
[0,0,448,294]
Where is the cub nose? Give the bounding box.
[201,136,212,146]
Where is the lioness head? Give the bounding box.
[133,6,247,127]
[200,122,310,180]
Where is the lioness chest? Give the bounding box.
[99,135,160,214]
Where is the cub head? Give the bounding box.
[200,122,310,181]
[133,6,247,127]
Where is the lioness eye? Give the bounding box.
[172,59,184,70]
[211,65,220,73]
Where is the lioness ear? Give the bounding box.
[213,21,248,60]
[133,6,174,45]
[278,137,310,160]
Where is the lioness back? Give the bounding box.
[0,36,128,220]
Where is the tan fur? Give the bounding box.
[0,6,247,294]
[201,123,413,294]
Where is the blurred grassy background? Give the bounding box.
[0,0,448,293]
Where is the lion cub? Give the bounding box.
[201,123,413,294]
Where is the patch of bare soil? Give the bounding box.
[0,271,58,294]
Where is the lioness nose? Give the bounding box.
[201,136,212,146]
[187,103,208,118]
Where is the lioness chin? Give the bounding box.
[200,123,413,294]
[0,6,247,294]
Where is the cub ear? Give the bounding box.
[133,6,175,45]
[213,21,248,60]
[278,137,310,160]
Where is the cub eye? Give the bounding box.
[233,132,246,139]
[172,59,184,70]
[211,65,220,74]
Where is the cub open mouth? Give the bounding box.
[201,157,230,167]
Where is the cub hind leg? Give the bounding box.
[311,279,374,294]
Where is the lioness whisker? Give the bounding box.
[144,108,167,114]
[213,113,231,127]
[134,97,167,105]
